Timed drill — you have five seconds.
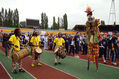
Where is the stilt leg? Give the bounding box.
[87,57,91,70]
[95,56,99,72]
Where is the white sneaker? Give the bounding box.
[104,60,106,63]
[75,56,79,59]
[113,62,117,66]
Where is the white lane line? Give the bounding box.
[77,57,119,70]
[28,56,80,79]
[41,62,80,79]
[0,50,36,79]
[46,50,119,69]
[0,61,13,79]
[22,68,37,79]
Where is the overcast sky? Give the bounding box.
[0,0,119,29]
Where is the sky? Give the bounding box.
[0,0,119,29]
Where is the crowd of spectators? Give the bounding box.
[0,30,119,66]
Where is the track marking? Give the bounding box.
[47,50,119,69]
[78,57,119,70]
[22,68,37,79]
[28,56,80,79]
[0,50,36,79]
[0,61,13,79]
[67,55,119,70]
[40,62,80,79]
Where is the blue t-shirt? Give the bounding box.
[99,40,104,50]
[74,35,80,45]
[111,36,118,48]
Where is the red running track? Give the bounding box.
[22,57,78,79]
[0,63,11,79]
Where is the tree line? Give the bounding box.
[40,12,68,30]
[0,8,68,30]
[51,13,68,30]
[0,8,19,27]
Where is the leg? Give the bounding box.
[75,45,79,58]
[17,59,22,70]
[37,54,42,66]
[95,56,99,72]
[112,49,117,65]
[87,57,91,70]
[72,46,75,56]
[31,50,36,67]
[85,45,88,55]
[104,49,107,63]
[5,46,8,56]
[58,57,61,64]
[82,45,85,55]
[17,59,25,72]
[68,46,71,55]
[54,54,58,65]
[109,49,111,59]
[87,45,92,70]
[12,60,17,74]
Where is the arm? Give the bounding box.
[8,41,18,48]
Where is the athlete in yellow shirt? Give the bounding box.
[54,33,65,65]
[30,31,42,67]
[9,28,25,74]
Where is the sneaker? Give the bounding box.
[19,69,25,72]
[104,60,106,64]
[54,62,57,65]
[31,63,35,67]
[12,69,17,74]
[97,70,99,72]
[113,62,117,66]
[37,63,42,66]
[58,62,61,64]
[75,56,79,59]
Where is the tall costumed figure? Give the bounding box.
[85,6,100,72]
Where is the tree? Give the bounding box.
[41,12,48,29]
[0,8,19,27]
[4,9,8,26]
[1,8,4,26]
[8,8,13,27]
[0,12,2,26]
[101,20,105,25]
[114,21,116,25]
[51,16,58,29]
[63,13,68,30]
[13,8,19,27]
[44,13,48,29]
[57,17,60,29]
[41,12,44,29]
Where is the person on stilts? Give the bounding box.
[85,6,100,72]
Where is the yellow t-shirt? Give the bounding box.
[9,35,20,51]
[30,36,41,49]
[54,38,65,46]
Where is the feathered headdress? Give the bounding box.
[85,6,94,16]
